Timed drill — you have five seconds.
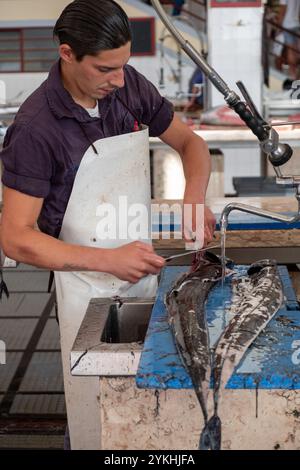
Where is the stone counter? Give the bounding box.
[71,264,300,450]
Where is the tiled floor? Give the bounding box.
[0,263,66,449]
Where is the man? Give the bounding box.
[184,66,204,113]
[0,0,215,449]
[172,0,185,16]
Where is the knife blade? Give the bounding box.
[163,244,220,262]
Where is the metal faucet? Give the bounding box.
[151,0,299,229]
[220,200,300,231]
[220,187,300,233]
[220,156,300,231]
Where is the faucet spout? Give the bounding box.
[220,201,300,233]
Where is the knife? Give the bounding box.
[163,244,220,262]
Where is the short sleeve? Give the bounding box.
[127,66,174,137]
[1,124,53,198]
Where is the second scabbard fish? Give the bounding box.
[165,251,227,450]
[212,260,283,405]
[200,259,283,450]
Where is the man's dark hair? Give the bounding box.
[53,0,132,61]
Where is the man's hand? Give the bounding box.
[182,185,216,246]
[203,205,216,246]
[182,202,216,247]
[108,241,165,284]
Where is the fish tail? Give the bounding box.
[199,414,222,450]
[194,388,208,424]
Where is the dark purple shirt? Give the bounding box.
[1,60,174,237]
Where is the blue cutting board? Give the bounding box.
[136,265,300,390]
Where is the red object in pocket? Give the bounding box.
[133,120,139,132]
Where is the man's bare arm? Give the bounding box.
[0,187,164,283]
[159,114,216,243]
[160,114,211,201]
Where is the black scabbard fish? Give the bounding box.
[165,251,226,450]
[201,259,283,449]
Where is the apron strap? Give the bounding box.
[48,270,54,293]
[115,93,142,130]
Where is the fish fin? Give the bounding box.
[199,415,222,450]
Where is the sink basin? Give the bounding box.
[101,300,153,344]
[70,297,155,376]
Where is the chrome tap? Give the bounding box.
[220,115,300,230]
[220,194,300,234]
[220,171,300,232]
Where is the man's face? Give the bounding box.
[62,42,131,101]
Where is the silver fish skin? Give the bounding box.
[212,259,283,395]
[165,252,223,426]
[200,259,283,450]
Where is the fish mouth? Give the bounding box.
[190,250,234,275]
[203,251,221,264]
[202,251,234,269]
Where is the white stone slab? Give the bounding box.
[71,298,154,377]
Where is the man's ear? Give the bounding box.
[59,44,75,64]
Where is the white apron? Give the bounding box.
[54,126,157,449]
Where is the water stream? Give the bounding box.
[220,215,228,290]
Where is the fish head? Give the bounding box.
[247,259,277,277]
[191,250,234,276]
